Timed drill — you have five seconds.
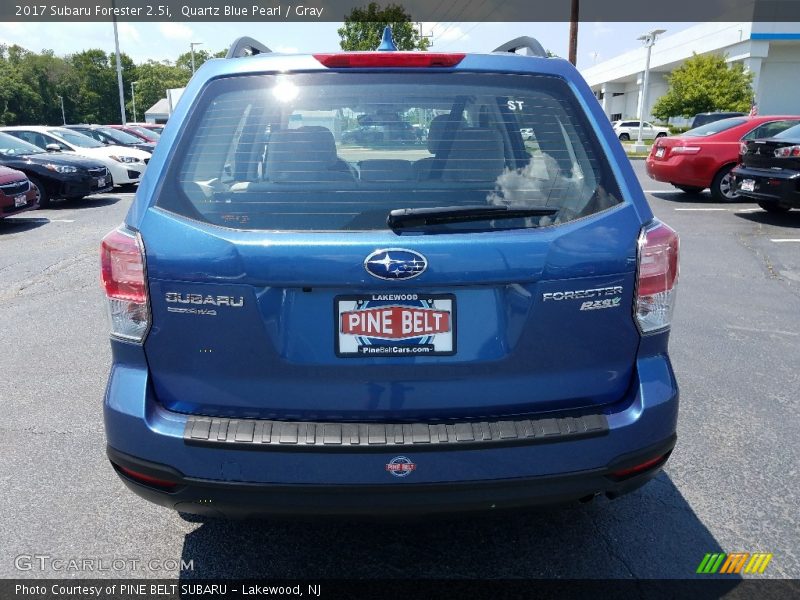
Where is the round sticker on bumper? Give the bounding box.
[386,456,416,477]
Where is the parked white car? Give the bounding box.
[611,120,669,141]
[0,126,148,186]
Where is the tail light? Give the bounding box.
[739,142,749,157]
[670,146,701,155]
[313,52,465,68]
[774,145,800,158]
[100,226,150,342]
[636,219,679,333]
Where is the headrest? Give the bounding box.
[266,126,340,182]
[427,114,465,154]
[358,160,414,181]
[442,128,505,182]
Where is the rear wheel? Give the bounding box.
[656,132,667,138]
[618,133,630,141]
[710,164,737,202]
[674,185,704,194]
[758,202,791,213]
[29,177,51,208]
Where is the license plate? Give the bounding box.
[14,194,26,208]
[655,147,665,158]
[335,293,456,357]
[741,179,755,192]
[96,177,106,188]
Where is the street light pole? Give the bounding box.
[57,95,66,125]
[635,29,665,150]
[190,42,203,74]
[131,82,138,123]
[111,0,127,124]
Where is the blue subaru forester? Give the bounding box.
[101,32,679,518]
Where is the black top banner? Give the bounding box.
[3,0,800,22]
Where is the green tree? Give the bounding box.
[338,3,430,51]
[652,53,754,120]
[66,50,120,123]
[0,45,43,124]
[132,60,190,119]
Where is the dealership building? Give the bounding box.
[581,21,800,123]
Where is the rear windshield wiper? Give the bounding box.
[387,205,558,229]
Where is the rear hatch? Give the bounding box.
[139,68,644,422]
[742,138,800,171]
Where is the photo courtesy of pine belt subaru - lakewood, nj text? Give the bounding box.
[100,31,680,518]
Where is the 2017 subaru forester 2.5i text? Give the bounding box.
[101,32,679,518]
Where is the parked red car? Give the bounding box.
[106,124,160,143]
[0,165,38,219]
[128,122,164,135]
[646,116,800,201]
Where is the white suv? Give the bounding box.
[612,120,669,141]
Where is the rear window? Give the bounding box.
[160,72,622,232]
[774,123,800,139]
[684,118,747,137]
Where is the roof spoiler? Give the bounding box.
[493,36,547,58]
[226,37,272,59]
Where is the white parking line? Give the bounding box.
[735,208,762,213]
[727,325,799,337]
[770,239,800,243]
[12,218,75,223]
[643,190,683,194]
[674,208,727,211]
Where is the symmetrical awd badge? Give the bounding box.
[364,248,427,280]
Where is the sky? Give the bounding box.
[0,21,696,70]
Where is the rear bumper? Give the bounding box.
[646,155,711,188]
[108,435,676,518]
[731,166,800,208]
[104,340,680,517]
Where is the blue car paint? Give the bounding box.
[106,49,678,509]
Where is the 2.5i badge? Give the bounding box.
[335,293,456,357]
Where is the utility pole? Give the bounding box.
[57,95,66,125]
[112,0,126,124]
[190,42,203,74]
[568,0,579,65]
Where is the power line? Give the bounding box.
[434,0,483,44]
[438,0,496,50]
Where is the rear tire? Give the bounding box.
[758,202,791,213]
[710,164,737,202]
[674,185,704,194]
[29,177,51,208]
[618,133,630,141]
[656,132,667,138]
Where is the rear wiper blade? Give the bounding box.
[387,205,558,229]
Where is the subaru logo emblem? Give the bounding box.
[364,248,427,281]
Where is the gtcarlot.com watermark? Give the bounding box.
[15,554,194,573]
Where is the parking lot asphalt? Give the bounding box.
[1,165,798,581]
